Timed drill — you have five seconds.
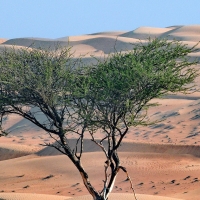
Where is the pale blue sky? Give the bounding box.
[1,0,200,39]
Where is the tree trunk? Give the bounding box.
[92,195,106,200]
[80,169,118,200]
[60,135,118,200]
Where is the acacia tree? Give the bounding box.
[0,38,199,200]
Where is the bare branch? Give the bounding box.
[119,166,138,200]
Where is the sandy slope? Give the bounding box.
[1,152,199,199]
[68,193,183,200]
[1,25,200,200]
[165,25,200,41]
[0,193,183,200]
[0,143,41,161]
[120,26,173,39]
[0,193,70,200]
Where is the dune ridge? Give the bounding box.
[36,138,200,158]
[0,143,41,161]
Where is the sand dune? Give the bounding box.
[0,44,34,53]
[160,25,200,41]
[36,138,200,158]
[2,25,199,55]
[88,31,126,36]
[1,152,199,199]
[120,26,172,39]
[69,36,139,54]
[0,192,70,200]
[2,38,70,50]
[68,193,183,200]
[0,38,7,44]
[1,25,200,200]
[167,35,200,42]
[0,143,41,161]
[0,193,183,200]
[168,25,200,35]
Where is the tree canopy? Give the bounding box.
[0,38,199,200]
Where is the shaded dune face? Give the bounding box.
[1,25,200,200]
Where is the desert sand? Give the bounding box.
[1,25,200,200]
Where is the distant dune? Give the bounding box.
[0,38,7,44]
[1,25,200,200]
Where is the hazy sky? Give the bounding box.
[1,0,200,39]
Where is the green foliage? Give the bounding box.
[0,46,74,106]
[74,38,199,129]
[0,45,80,135]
